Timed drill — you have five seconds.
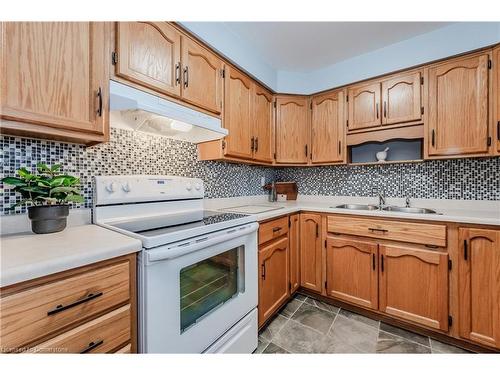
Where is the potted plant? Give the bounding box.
[2,163,84,234]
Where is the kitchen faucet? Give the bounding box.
[372,187,385,207]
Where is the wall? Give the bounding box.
[182,22,500,94]
[276,158,500,201]
[0,128,275,215]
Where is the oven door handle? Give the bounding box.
[146,222,259,263]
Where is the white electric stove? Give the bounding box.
[93,175,259,353]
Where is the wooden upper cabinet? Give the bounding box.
[494,47,500,153]
[116,22,181,97]
[381,72,422,125]
[458,228,500,348]
[275,96,310,164]
[252,85,274,163]
[258,237,289,326]
[379,244,449,331]
[326,236,378,309]
[223,66,253,159]
[0,22,110,144]
[311,90,345,164]
[299,213,322,293]
[347,82,381,131]
[427,53,491,157]
[181,37,223,114]
[289,214,300,294]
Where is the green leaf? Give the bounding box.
[50,186,79,194]
[20,186,48,194]
[2,177,27,187]
[51,164,61,172]
[65,194,85,203]
[49,177,66,187]
[36,163,51,174]
[17,167,33,180]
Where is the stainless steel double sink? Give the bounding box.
[333,203,438,214]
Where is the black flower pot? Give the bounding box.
[27,205,69,234]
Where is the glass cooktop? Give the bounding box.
[110,210,249,238]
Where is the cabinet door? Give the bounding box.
[275,96,310,164]
[223,66,253,159]
[379,244,449,331]
[326,236,378,309]
[494,47,500,153]
[458,228,500,348]
[116,22,181,97]
[181,37,223,114]
[381,72,422,125]
[258,237,289,326]
[289,214,300,294]
[253,85,274,163]
[299,213,322,292]
[347,82,381,131]
[1,22,108,135]
[427,53,491,157]
[311,90,345,164]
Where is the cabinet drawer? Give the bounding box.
[0,261,130,350]
[259,216,289,245]
[327,216,446,247]
[29,305,131,353]
[115,343,132,353]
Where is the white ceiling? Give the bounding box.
[222,22,452,72]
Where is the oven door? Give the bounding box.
[139,222,258,353]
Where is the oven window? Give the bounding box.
[180,247,240,332]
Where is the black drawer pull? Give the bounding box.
[96,87,103,117]
[47,291,103,316]
[254,137,258,152]
[381,255,385,272]
[463,240,468,260]
[368,227,388,233]
[372,253,376,270]
[261,264,266,280]
[272,227,282,233]
[80,339,104,354]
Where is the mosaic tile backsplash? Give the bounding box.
[1,127,499,215]
[1,128,275,215]
[275,158,500,201]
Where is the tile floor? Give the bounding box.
[255,293,470,354]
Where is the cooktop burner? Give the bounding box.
[110,210,249,238]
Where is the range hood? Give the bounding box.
[109,80,227,143]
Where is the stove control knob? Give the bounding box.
[105,182,116,193]
[195,183,202,191]
[186,183,193,191]
[122,182,131,193]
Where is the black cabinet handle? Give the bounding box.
[261,264,266,280]
[316,223,319,238]
[368,227,388,233]
[80,339,103,354]
[272,226,282,233]
[372,253,376,270]
[251,137,255,151]
[431,129,435,146]
[376,103,379,119]
[183,67,189,88]
[305,145,308,157]
[381,255,385,272]
[463,240,468,260]
[175,63,181,85]
[497,121,500,141]
[383,101,387,118]
[47,292,103,316]
[255,137,258,152]
[338,141,341,155]
[96,87,103,117]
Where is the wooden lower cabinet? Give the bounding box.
[326,236,378,309]
[379,244,449,331]
[0,254,137,353]
[258,236,289,326]
[289,214,300,293]
[300,213,323,293]
[458,228,500,348]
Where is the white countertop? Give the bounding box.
[0,225,142,288]
[205,195,500,226]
